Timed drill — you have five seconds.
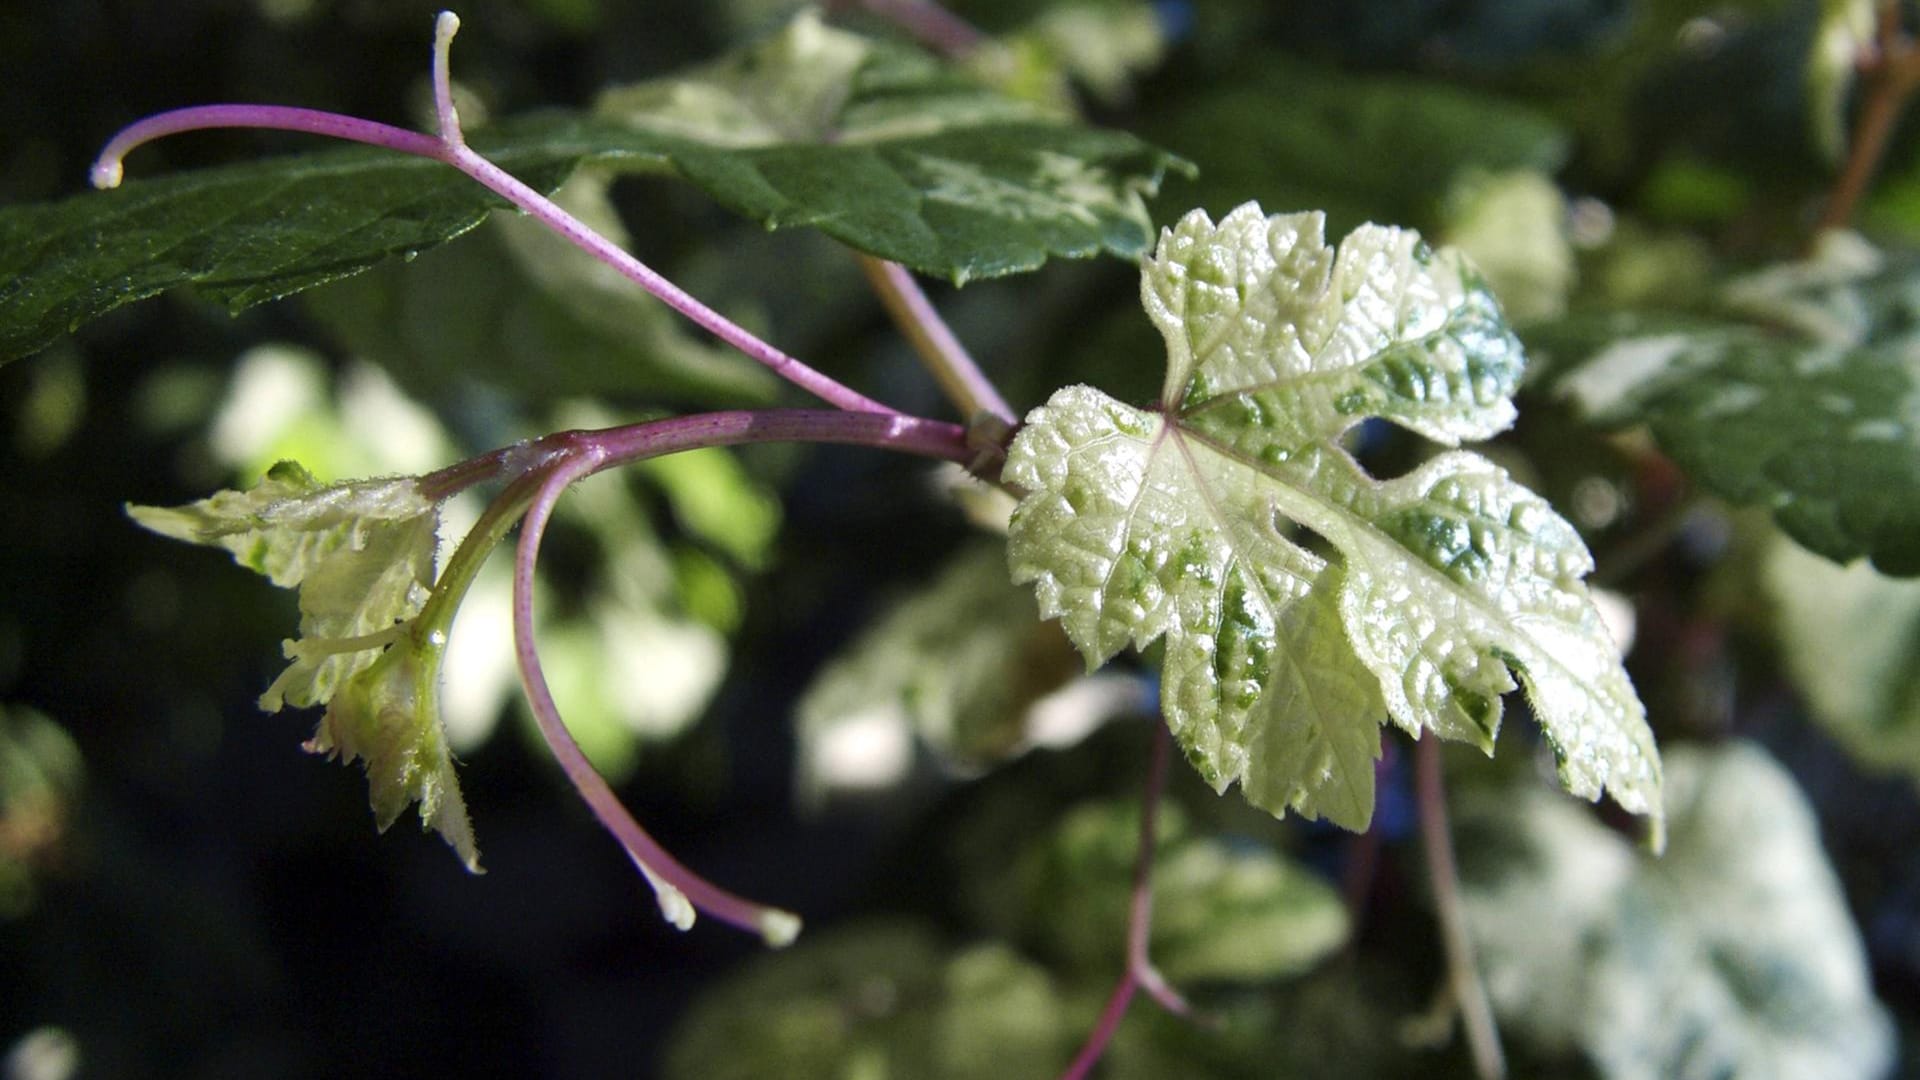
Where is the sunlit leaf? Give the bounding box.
[1006,203,1660,835]
[1457,742,1894,1080]
[127,462,477,869]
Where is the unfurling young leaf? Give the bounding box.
[1005,203,1661,836]
[128,461,477,870]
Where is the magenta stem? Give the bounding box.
[447,406,966,943]
[420,408,972,501]
[1060,719,1190,1080]
[834,0,987,59]
[89,105,442,188]
[90,12,898,417]
[513,447,796,942]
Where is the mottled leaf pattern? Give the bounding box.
[1006,204,1660,833]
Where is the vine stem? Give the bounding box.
[827,0,986,59]
[857,255,1017,426]
[90,11,895,417]
[1816,1,1920,235]
[1060,719,1193,1080]
[427,408,971,942]
[1415,731,1505,1080]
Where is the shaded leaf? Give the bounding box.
[663,920,1074,1080]
[127,462,477,869]
[302,173,777,406]
[1006,204,1659,835]
[0,705,85,921]
[1441,169,1573,323]
[1009,799,1349,984]
[1766,535,1920,785]
[1458,742,1894,1080]
[1532,232,1920,574]
[1143,57,1566,236]
[796,542,1081,794]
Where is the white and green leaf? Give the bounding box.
[1457,742,1894,1080]
[1766,535,1920,785]
[1006,203,1660,834]
[128,462,478,869]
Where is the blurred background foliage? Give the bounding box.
[5,0,1920,1076]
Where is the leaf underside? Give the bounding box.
[0,10,1182,365]
[1005,203,1661,835]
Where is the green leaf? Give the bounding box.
[1533,232,1920,574]
[0,123,585,365]
[1009,799,1349,984]
[0,705,85,921]
[1,11,1182,365]
[1766,535,1920,784]
[127,461,478,870]
[663,920,1075,1080]
[1458,742,1894,1080]
[1142,57,1567,237]
[593,8,1185,284]
[796,542,1081,791]
[1005,204,1660,835]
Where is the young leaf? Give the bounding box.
[1457,742,1894,1080]
[1532,232,1920,575]
[127,462,478,869]
[1005,204,1660,834]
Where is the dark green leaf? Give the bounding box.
[300,174,778,406]
[1,11,1183,364]
[1530,234,1920,574]
[1141,57,1567,236]
[0,120,593,365]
